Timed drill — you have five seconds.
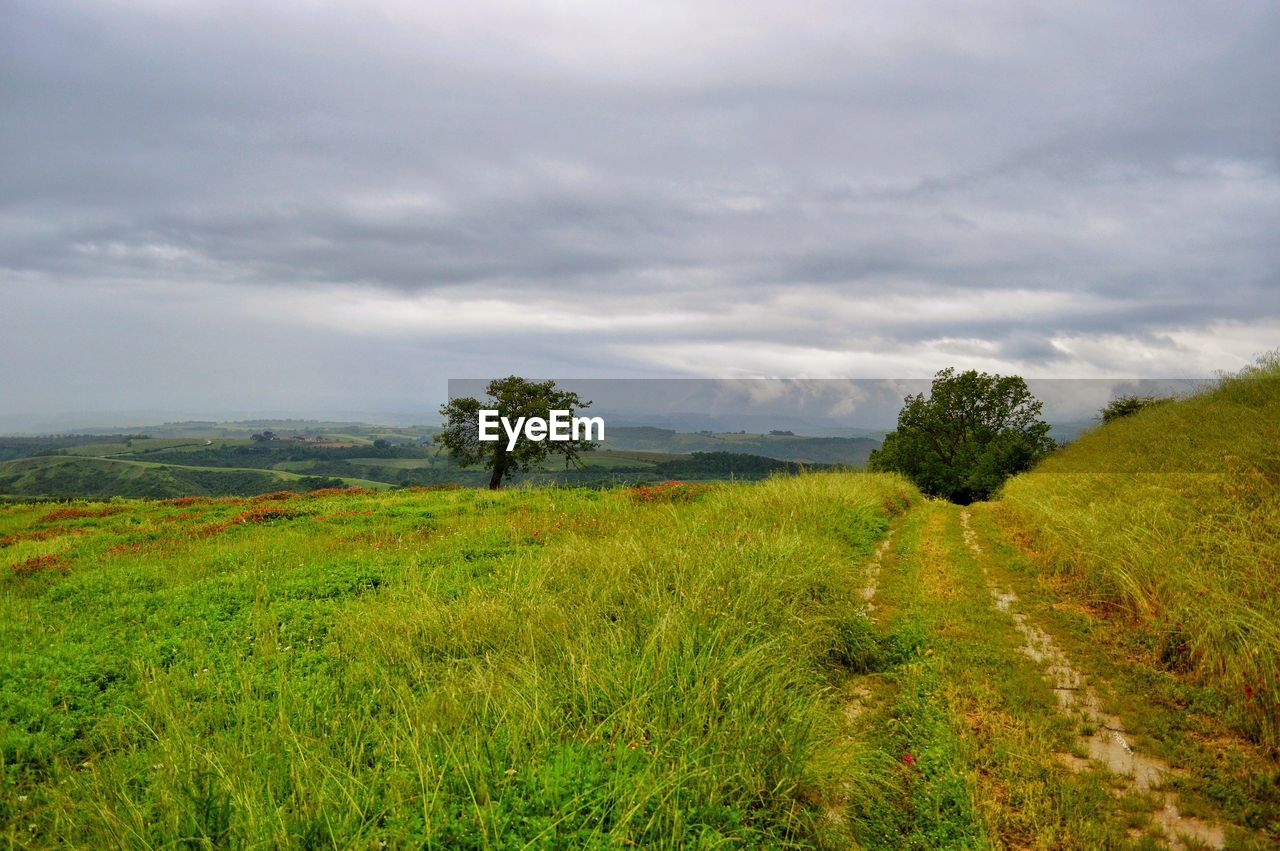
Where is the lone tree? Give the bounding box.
[869,368,1056,504]
[435,376,598,490]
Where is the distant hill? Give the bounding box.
[0,411,1131,500]
[0,424,838,499]
[602,427,879,465]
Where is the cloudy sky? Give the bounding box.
[2,1,1278,426]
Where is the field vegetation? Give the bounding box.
[4,360,1279,847]
[2,473,916,847]
[997,356,1280,745]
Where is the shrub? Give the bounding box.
[1098,394,1170,424]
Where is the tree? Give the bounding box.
[869,368,1056,504]
[435,376,598,490]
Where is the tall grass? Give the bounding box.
[997,354,1280,744]
[1,472,915,847]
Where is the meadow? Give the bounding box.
[1,474,915,847]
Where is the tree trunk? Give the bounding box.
[488,453,507,490]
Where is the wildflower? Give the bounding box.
[902,752,916,766]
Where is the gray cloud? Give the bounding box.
[2,1,1278,424]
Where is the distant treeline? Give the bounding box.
[127,443,433,469]
[0,436,149,462]
[0,460,346,499]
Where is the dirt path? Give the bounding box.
[838,501,1260,849]
[960,509,1226,849]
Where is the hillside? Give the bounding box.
[995,357,1280,746]
[603,426,879,465]
[6,372,1280,847]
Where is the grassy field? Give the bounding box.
[1,473,917,847]
[5,366,1280,847]
[997,356,1280,746]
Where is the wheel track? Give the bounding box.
[960,509,1226,850]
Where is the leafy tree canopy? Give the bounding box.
[869,368,1056,504]
[435,376,598,489]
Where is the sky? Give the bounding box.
[2,1,1278,429]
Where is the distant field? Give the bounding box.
[604,428,879,465]
[0,423,851,499]
[0,454,389,499]
[343,457,441,470]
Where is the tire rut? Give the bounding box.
[859,529,895,616]
[960,509,1226,850]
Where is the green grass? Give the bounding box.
[342,457,442,470]
[967,506,1280,843]
[1,472,916,847]
[7,369,1279,847]
[846,504,1138,849]
[997,355,1280,745]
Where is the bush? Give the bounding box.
[1098,394,1169,424]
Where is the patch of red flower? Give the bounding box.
[902,752,917,767]
[198,505,304,536]
[881,490,913,517]
[9,554,69,578]
[250,490,298,503]
[312,509,375,521]
[160,496,212,507]
[305,487,374,497]
[157,511,201,523]
[628,481,711,504]
[105,542,148,556]
[39,505,127,523]
[707,528,755,545]
[233,505,302,524]
[1,528,90,548]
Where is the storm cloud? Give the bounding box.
[2,1,1278,424]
